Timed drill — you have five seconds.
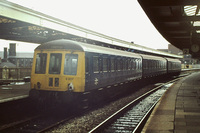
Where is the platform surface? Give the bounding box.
[142,72,200,133]
[0,82,30,103]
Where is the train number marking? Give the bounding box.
[66,78,74,80]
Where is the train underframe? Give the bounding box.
[29,71,180,110]
[29,89,83,108]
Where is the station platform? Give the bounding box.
[142,71,200,133]
[0,82,30,103]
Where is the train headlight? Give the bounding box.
[68,83,74,91]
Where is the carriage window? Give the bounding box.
[93,56,99,73]
[85,57,89,74]
[136,60,138,70]
[49,53,62,74]
[123,59,126,70]
[111,58,115,72]
[132,59,136,70]
[103,57,108,72]
[64,54,78,75]
[117,58,121,71]
[144,60,147,69]
[128,59,131,70]
[138,59,141,70]
[131,59,134,70]
[125,59,128,70]
[35,53,47,74]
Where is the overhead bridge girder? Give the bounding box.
[0,0,182,59]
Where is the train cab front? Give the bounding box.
[29,48,85,105]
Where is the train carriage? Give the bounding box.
[165,58,181,74]
[141,54,167,78]
[84,45,142,91]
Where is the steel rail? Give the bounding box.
[88,76,185,133]
[0,115,41,132]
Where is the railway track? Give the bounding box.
[0,72,191,133]
[0,92,112,133]
[0,108,77,133]
[88,77,183,133]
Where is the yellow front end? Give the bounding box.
[30,49,85,93]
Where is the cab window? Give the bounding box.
[35,53,47,74]
[49,53,62,74]
[64,54,78,75]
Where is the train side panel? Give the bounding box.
[85,52,142,91]
[166,58,181,74]
[141,55,167,78]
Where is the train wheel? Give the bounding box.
[75,92,90,110]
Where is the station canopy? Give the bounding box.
[138,0,200,58]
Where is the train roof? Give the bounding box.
[165,57,181,62]
[37,39,181,61]
[140,54,167,61]
[36,39,142,58]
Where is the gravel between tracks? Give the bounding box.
[47,85,154,133]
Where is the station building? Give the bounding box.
[0,43,33,68]
[0,43,33,81]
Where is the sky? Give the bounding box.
[2,0,170,52]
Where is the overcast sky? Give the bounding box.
[3,0,170,52]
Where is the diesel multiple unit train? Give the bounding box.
[29,39,181,103]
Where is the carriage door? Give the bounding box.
[48,53,62,88]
